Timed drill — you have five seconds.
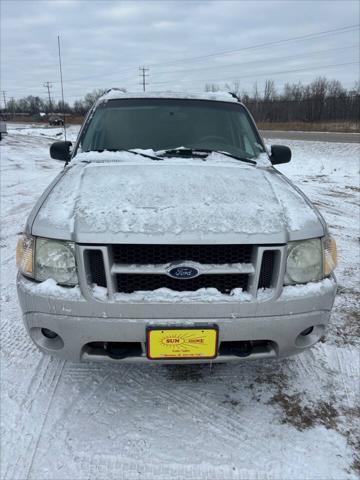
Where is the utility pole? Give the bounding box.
[43,81,53,111]
[139,67,149,92]
[1,91,7,110]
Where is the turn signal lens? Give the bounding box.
[16,234,34,277]
[323,236,337,276]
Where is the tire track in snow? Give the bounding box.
[32,364,264,477]
[0,313,37,359]
[52,366,270,479]
[2,357,65,480]
[26,360,66,480]
[291,348,336,393]
[65,363,284,479]
[79,453,278,480]
[333,347,359,408]
[57,363,132,417]
[23,362,135,474]
[114,366,269,447]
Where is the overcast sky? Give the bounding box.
[1,0,359,105]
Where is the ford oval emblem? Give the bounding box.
[168,265,199,279]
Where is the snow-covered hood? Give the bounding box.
[32,152,324,244]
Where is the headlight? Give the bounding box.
[35,238,77,285]
[16,235,78,285]
[284,236,337,285]
[285,238,323,285]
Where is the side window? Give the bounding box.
[80,110,105,151]
[243,135,255,156]
[239,111,263,157]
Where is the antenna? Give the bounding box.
[57,35,67,141]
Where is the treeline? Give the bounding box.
[4,77,359,123]
[206,77,360,123]
[4,88,110,116]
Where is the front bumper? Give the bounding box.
[17,274,337,363]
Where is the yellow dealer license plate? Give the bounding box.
[146,326,218,360]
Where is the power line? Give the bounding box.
[59,72,140,95]
[149,61,360,87]
[29,23,359,88]
[5,22,359,101]
[64,24,360,86]
[51,41,358,92]
[139,67,149,92]
[3,24,358,98]
[146,24,359,68]
[151,44,359,77]
[64,68,139,85]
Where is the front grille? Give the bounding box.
[116,273,249,294]
[258,250,276,289]
[83,244,281,297]
[112,244,253,265]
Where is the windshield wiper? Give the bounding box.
[157,148,208,159]
[158,148,257,165]
[83,148,163,161]
[211,150,257,165]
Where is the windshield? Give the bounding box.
[79,98,264,159]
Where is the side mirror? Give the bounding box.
[50,141,72,161]
[270,145,291,165]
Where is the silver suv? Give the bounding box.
[16,91,337,363]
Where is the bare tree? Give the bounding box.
[225,81,241,98]
[205,83,221,92]
[252,82,260,102]
[264,80,277,101]
[233,77,359,124]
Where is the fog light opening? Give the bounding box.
[300,326,314,337]
[41,328,58,339]
[295,324,325,348]
[30,326,64,350]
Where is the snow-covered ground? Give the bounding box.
[1,124,359,480]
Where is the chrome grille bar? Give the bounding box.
[111,262,255,275]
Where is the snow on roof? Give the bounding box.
[99,89,241,104]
